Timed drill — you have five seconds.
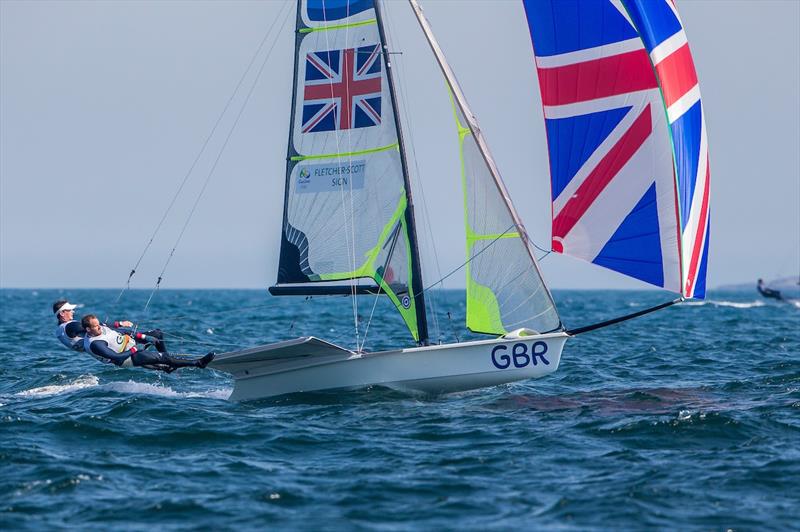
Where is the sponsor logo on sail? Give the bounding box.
[296,160,366,193]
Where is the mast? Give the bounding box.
[374,0,429,345]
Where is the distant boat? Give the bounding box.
[209,0,712,401]
[757,277,800,301]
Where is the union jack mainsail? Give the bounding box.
[523,0,710,298]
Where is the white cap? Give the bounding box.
[55,302,77,314]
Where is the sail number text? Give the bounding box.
[491,341,549,369]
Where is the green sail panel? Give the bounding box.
[451,101,561,336]
[276,0,420,340]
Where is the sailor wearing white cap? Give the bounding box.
[53,299,85,351]
[53,299,135,352]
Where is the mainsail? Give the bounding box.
[522,0,711,298]
[274,0,428,342]
[410,1,562,336]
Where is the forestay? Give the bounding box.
[522,0,710,298]
[275,0,426,341]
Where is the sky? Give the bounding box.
[1,0,798,291]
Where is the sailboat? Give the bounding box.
[209,0,711,402]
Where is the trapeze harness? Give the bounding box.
[55,320,85,352]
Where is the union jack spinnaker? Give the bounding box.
[522,0,710,298]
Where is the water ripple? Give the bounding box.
[1,288,798,529]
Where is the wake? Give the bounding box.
[13,374,231,401]
[15,374,100,397]
[683,299,766,309]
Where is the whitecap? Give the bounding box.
[684,300,765,309]
[711,300,766,309]
[14,375,231,401]
[102,380,231,400]
[15,375,100,398]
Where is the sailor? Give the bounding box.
[53,299,134,352]
[757,278,783,300]
[81,314,214,372]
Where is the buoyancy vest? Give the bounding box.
[55,321,85,352]
[83,326,136,366]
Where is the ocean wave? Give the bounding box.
[683,300,766,308]
[14,374,100,397]
[13,374,231,401]
[102,380,231,400]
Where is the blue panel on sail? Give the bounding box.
[305,50,340,81]
[356,44,381,74]
[693,219,710,298]
[353,97,381,129]
[623,0,683,52]
[546,106,632,201]
[301,103,337,133]
[671,99,702,228]
[307,0,373,22]
[522,0,639,57]
[593,183,664,287]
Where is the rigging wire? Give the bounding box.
[446,312,460,343]
[142,2,295,313]
[358,278,384,352]
[526,235,552,258]
[131,300,275,325]
[358,222,402,352]
[318,1,362,350]
[111,0,293,314]
[383,1,444,343]
[344,7,362,349]
[144,224,537,352]
[417,223,516,296]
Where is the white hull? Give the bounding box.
[210,332,569,402]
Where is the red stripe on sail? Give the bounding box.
[684,158,710,296]
[655,43,698,108]
[537,49,658,106]
[553,105,653,241]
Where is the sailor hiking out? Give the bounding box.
[54,299,87,352]
[81,314,214,373]
[757,279,783,301]
[54,298,146,352]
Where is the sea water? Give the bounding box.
[1,288,798,530]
